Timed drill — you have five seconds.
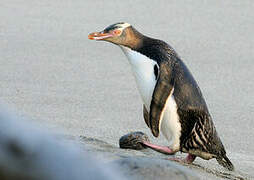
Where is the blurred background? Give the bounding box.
[0,1,253,179]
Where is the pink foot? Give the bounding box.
[142,141,176,155]
[168,154,196,164]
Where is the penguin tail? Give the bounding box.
[216,155,234,171]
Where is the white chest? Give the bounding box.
[120,46,157,110]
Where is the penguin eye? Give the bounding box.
[154,65,159,80]
[113,29,121,35]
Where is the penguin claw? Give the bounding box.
[168,154,196,164]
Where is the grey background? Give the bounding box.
[1,0,253,179]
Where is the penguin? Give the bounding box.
[88,22,234,171]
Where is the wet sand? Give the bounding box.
[1,0,254,179]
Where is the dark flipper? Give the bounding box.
[149,61,175,137]
[143,105,150,128]
[216,155,234,171]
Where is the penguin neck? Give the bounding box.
[120,46,158,110]
[119,26,146,50]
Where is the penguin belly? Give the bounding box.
[160,93,181,151]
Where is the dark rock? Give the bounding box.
[119,131,150,150]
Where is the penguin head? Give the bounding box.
[88,22,142,49]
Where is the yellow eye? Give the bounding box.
[113,30,121,35]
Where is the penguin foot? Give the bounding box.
[142,141,176,155]
[168,154,196,164]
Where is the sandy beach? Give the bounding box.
[1,0,254,179]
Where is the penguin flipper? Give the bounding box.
[149,62,175,137]
[143,105,150,128]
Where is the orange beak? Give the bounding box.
[88,31,113,40]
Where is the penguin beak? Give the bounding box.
[88,31,113,40]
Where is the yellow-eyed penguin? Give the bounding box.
[88,22,234,171]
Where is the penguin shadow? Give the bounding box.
[179,161,248,180]
[141,149,249,180]
[139,150,249,180]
